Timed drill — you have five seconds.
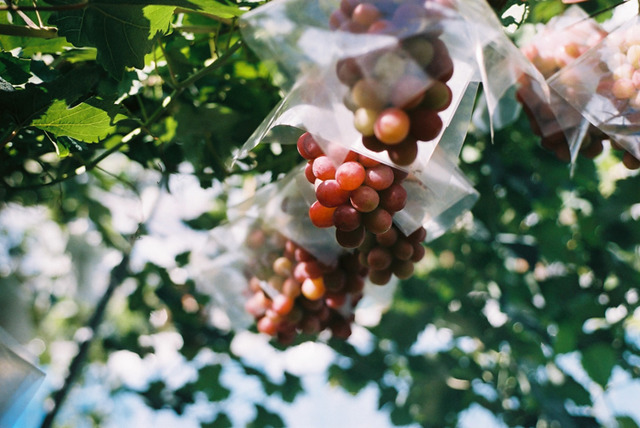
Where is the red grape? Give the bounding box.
[309,201,336,228]
[336,161,366,191]
[409,108,443,141]
[379,182,407,212]
[363,208,393,234]
[333,204,362,232]
[364,164,394,190]
[350,185,380,213]
[336,225,366,248]
[312,155,336,180]
[316,179,351,207]
[367,246,392,270]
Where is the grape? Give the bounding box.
[387,137,418,166]
[352,78,388,110]
[409,108,443,141]
[364,164,394,190]
[411,242,426,262]
[391,259,414,279]
[282,277,301,298]
[376,227,398,247]
[330,316,352,339]
[368,19,394,34]
[402,36,435,68]
[316,179,351,207]
[336,57,363,86]
[309,201,336,228]
[272,294,295,316]
[427,39,454,82]
[297,132,323,159]
[273,256,293,276]
[336,225,366,248]
[367,245,392,270]
[294,246,314,262]
[312,155,336,180]
[379,182,407,212]
[393,168,409,182]
[304,162,316,183]
[324,270,347,292]
[612,78,635,99]
[362,135,387,152]
[352,3,381,27]
[300,314,321,334]
[344,274,366,293]
[257,316,278,336]
[358,154,380,167]
[363,208,393,234]
[369,268,393,285]
[335,161,366,191]
[333,204,362,232]
[354,108,378,136]
[421,81,453,111]
[325,293,347,309]
[391,75,427,109]
[340,0,358,15]
[350,185,380,212]
[301,277,326,300]
[392,238,414,260]
[408,226,427,243]
[374,108,411,144]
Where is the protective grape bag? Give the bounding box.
[515,6,608,162]
[189,166,370,341]
[548,15,640,164]
[0,327,45,428]
[238,0,481,170]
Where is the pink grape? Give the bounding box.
[316,179,351,207]
[333,204,362,232]
[336,161,366,191]
[309,201,336,228]
[312,156,336,180]
[350,185,380,213]
[363,208,393,234]
[297,132,323,159]
[364,164,394,190]
[379,183,407,212]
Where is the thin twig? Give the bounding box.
[0,1,88,12]
[0,23,57,39]
[39,253,131,428]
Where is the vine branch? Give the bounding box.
[0,1,88,12]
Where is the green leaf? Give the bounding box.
[30,98,127,143]
[0,52,31,85]
[177,0,244,18]
[194,365,231,402]
[581,343,617,388]
[203,413,233,428]
[617,416,640,428]
[49,4,175,78]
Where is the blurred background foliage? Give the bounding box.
[2,0,640,427]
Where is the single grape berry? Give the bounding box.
[316,179,351,207]
[333,204,362,232]
[374,108,411,145]
[309,201,336,228]
[379,183,407,212]
[335,161,366,191]
[350,185,380,213]
[312,156,337,180]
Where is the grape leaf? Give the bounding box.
[0,52,31,85]
[49,4,175,78]
[30,98,127,143]
[176,0,244,18]
[581,343,616,388]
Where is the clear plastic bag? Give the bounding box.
[549,15,640,162]
[190,166,368,341]
[0,327,45,428]
[515,6,608,162]
[239,0,479,170]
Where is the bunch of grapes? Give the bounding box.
[330,0,455,166]
[299,132,407,244]
[516,16,607,162]
[243,227,368,344]
[298,131,427,286]
[358,224,427,285]
[593,25,640,169]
